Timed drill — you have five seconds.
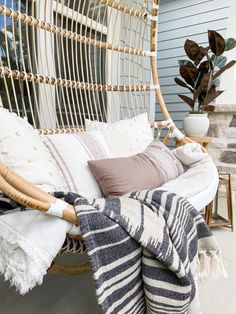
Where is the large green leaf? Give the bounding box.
[208,30,225,56]
[178,94,194,109]
[174,77,194,92]
[179,64,198,87]
[225,38,236,51]
[214,55,227,69]
[210,54,217,68]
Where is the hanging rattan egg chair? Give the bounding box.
[0,0,218,275]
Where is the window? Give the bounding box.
[0,0,35,125]
[0,0,108,128]
[53,1,107,126]
[0,0,151,127]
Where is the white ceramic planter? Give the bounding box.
[183,113,210,137]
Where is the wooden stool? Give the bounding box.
[175,136,211,150]
[205,173,234,231]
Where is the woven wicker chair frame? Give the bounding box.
[0,0,194,274]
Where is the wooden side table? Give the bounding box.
[175,136,234,230]
[205,173,234,231]
[175,136,211,150]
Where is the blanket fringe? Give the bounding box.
[0,220,52,295]
[198,250,228,281]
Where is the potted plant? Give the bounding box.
[174,30,236,137]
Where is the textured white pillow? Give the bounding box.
[0,108,67,192]
[85,113,153,157]
[43,130,112,198]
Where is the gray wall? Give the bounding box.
[156,0,230,145]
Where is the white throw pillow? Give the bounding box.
[85,113,153,157]
[43,130,112,198]
[0,108,67,192]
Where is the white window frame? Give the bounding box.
[38,0,110,128]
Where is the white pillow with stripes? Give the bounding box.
[43,131,112,198]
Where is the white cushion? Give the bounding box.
[157,146,219,211]
[85,113,154,157]
[0,108,67,192]
[158,159,219,211]
[43,130,112,198]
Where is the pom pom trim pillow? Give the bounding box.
[85,113,153,157]
[88,140,184,197]
[0,108,67,192]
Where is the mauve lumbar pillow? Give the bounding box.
[88,140,184,196]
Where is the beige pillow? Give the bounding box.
[88,140,184,196]
[85,113,153,157]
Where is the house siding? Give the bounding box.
[156,0,230,146]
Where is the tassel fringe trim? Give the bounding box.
[198,250,228,281]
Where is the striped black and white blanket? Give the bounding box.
[61,189,227,314]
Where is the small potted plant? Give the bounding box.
[174,30,236,137]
